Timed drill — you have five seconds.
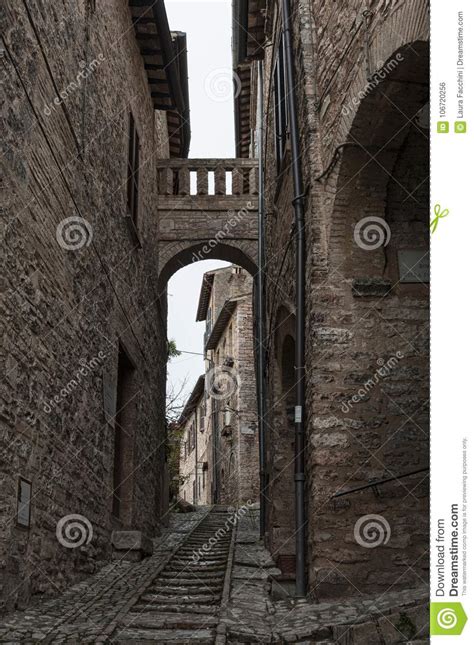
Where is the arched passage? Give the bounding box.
[158,241,258,292]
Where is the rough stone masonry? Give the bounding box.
[232,0,430,599]
[1,0,181,613]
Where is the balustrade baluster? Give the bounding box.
[178,166,190,195]
[232,167,243,195]
[214,165,226,195]
[196,167,209,195]
[158,167,173,195]
[249,167,258,195]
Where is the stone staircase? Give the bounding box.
[110,508,235,643]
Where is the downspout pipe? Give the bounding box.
[213,395,219,504]
[194,408,198,504]
[256,60,267,539]
[209,359,219,504]
[281,0,307,597]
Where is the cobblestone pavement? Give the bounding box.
[0,510,209,643]
[0,507,428,644]
[219,511,429,644]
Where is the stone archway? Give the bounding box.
[158,241,258,292]
[156,157,259,292]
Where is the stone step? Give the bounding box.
[173,556,227,567]
[181,541,230,549]
[165,563,227,573]
[149,584,222,595]
[113,627,215,643]
[130,603,219,615]
[160,569,225,579]
[179,543,230,550]
[177,549,229,557]
[121,613,219,629]
[144,588,221,600]
[191,531,231,537]
[189,517,232,537]
[153,575,224,586]
[137,593,220,605]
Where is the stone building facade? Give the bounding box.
[179,266,259,508]
[177,376,211,506]
[233,0,429,599]
[1,0,189,613]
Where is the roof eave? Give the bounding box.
[196,273,215,321]
[205,300,238,351]
[178,375,205,425]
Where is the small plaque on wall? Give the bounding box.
[17,478,32,528]
[398,249,430,283]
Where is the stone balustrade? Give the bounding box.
[157,158,259,197]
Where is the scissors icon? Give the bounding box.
[430,204,449,234]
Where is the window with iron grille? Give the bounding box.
[127,112,140,225]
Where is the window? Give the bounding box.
[127,112,140,224]
[189,422,196,452]
[273,38,288,173]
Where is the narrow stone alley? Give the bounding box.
[0,506,428,643]
[2,0,430,641]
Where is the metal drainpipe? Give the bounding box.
[256,59,267,540]
[281,0,307,597]
[211,362,219,504]
[194,408,198,505]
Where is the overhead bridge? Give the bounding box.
[156,158,259,289]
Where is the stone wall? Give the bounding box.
[254,0,429,598]
[186,267,260,507]
[178,390,212,506]
[1,0,170,613]
[234,295,259,505]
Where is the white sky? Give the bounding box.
[165,0,233,405]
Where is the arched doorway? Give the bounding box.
[267,306,298,578]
